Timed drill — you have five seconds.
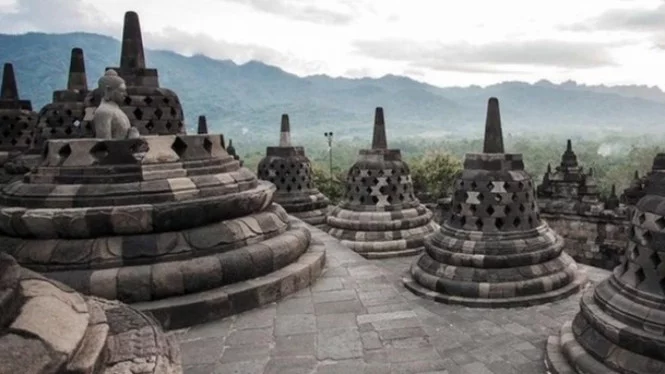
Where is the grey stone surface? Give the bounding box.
[0,253,182,374]
[175,226,610,374]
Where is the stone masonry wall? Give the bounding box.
[538,212,629,270]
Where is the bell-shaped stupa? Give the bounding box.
[0,63,38,162]
[0,70,325,330]
[35,48,88,144]
[326,107,439,258]
[545,152,665,373]
[81,11,185,136]
[257,114,330,227]
[5,48,89,174]
[404,98,587,307]
[0,253,182,373]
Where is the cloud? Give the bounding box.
[0,0,323,74]
[220,0,357,25]
[566,3,665,33]
[352,38,618,72]
[0,0,113,34]
[145,27,326,73]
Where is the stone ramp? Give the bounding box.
[175,227,610,374]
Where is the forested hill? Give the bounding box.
[1,31,665,141]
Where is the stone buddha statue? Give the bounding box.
[92,69,139,139]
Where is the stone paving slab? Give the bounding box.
[173,225,610,374]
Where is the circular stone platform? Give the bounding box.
[0,253,182,373]
[545,153,665,374]
[326,108,439,259]
[0,134,325,330]
[257,114,330,228]
[404,98,587,308]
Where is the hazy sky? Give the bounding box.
[0,0,664,88]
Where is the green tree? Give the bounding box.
[410,151,463,201]
[311,163,346,205]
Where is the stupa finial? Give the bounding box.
[566,139,572,152]
[67,48,88,91]
[371,107,387,149]
[197,115,208,134]
[547,163,552,173]
[120,11,146,70]
[1,63,18,100]
[279,114,291,147]
[482,97,504,153]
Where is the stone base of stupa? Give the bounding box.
[273,191,330,228]
[0,135,326,330]
[403,270,586,309]
[131,217,325,330]
[327,205,439,259]
[544,283,665,373]
[404,224,588,308]
[0,253,182,373]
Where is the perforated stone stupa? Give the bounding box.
[622,170,647,206]
[257,114,330,227]
[81,11,185,136]
[0,133,325,330]
[0,63,38,164]
[403,98,587,308]
[545,151,665,374]
[0,253,182,373]
[326,107,438,258]
[5,48,89,175]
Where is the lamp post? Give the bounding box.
[324,132,334,183]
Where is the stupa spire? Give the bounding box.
[371,107,387,149]
[547,163,552,173]
[482,97,504,153]
[279,114,291,147]
[120,11,146,70]
[197,115,208,134]
[566,139,572,152]
[67,48,87,91]
[1,63,18,100]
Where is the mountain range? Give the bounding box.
[1,31,664,142]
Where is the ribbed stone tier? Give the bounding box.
[0,134,325,329]
[257,114,330,227]
[0,253,182,374]
[545,153,665,374]
[80,12,185,136]
[5,48,89,176]
[326,108,438,258]
[404,98,586,308]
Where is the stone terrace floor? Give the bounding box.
[174,227,610,374]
